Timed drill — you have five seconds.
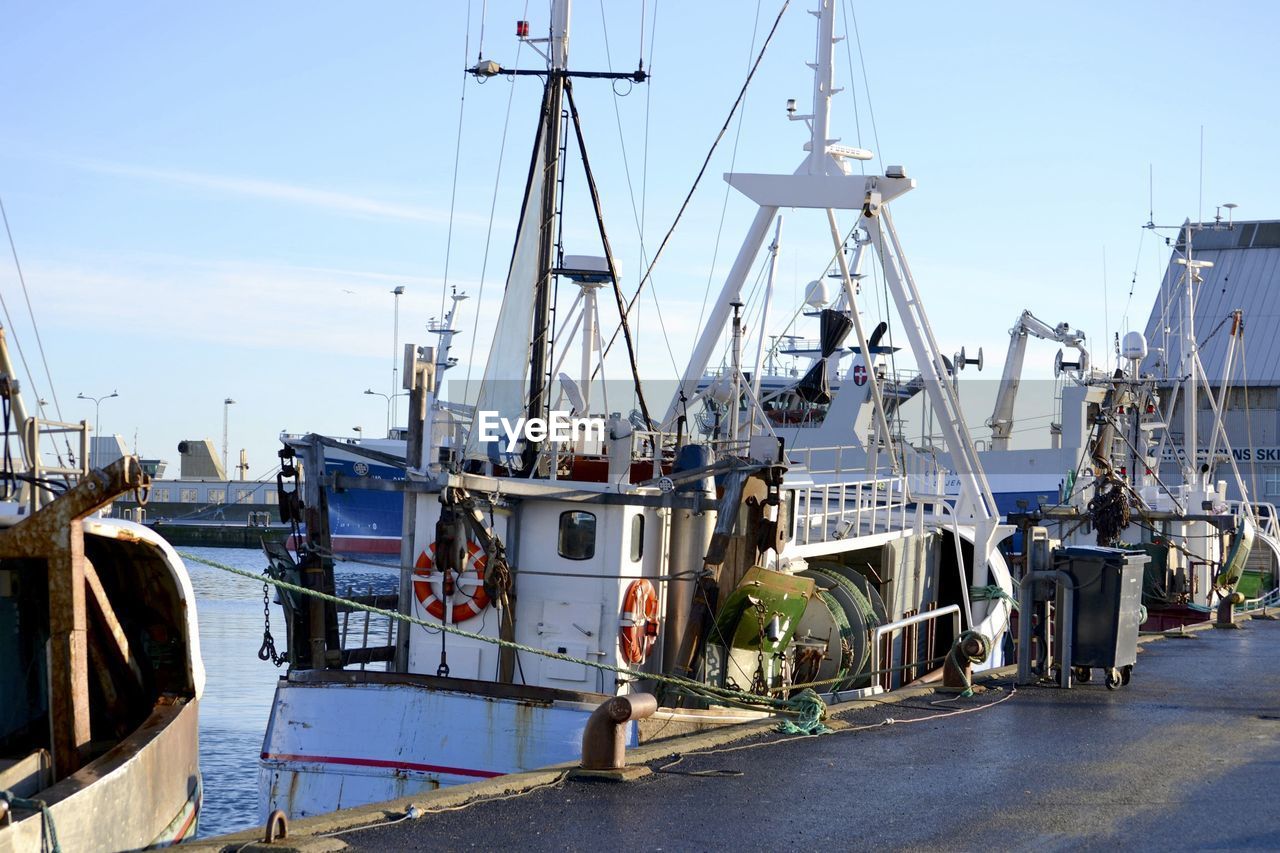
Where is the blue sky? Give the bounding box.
[2,1,1278,476]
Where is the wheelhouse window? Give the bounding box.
[558,511,596,560]
[629,514,644,562]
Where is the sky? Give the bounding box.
[2,1,1279,478]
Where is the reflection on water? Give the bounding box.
[181,547,399,837]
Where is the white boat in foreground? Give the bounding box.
[257,0,1013,820]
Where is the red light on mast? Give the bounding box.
[516,20,530,38]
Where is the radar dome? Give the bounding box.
[1121,331,1148,361]
[804,279,830,308]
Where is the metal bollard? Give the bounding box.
[942,631,990,693]
[1214,591,1246,629]
[575,693,658,780]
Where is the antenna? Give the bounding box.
[1197,125,1205,225]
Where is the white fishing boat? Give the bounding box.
[257,0,1013,820]
[0,327,204,852]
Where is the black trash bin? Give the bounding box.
[1052,546,1148,688]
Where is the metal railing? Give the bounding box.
[337,584,398,671]
[869,604,960,692]
[792,476,915,545]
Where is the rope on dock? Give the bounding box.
[180,551,830,734]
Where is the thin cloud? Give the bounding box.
[66,158,490,227]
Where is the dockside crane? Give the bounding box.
[988,310,1088,451]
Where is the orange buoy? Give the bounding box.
[412,541,491,623]
[619,578,660,664]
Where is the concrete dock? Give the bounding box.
[200,617,1280,851]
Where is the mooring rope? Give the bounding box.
[181,551,830,734]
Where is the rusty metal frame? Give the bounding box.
[0,457,149,778]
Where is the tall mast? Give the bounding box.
[525,1,571,467]
[1176,220,1213,491]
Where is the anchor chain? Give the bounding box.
[258,578,287,667]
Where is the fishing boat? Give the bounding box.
[995,218,1280,625]
[275,290,469,556]
[0,328,204,851]
[257,0,1013,820]
[921,215,1280,627]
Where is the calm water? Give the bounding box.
[181,547,399,837]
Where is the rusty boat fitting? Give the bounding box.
[1215,591,1246,629]
[264,810,289,843]
[580,693,658,772]
[942,631,991,693]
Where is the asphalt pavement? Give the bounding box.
[336,618,1280,852]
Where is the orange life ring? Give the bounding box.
[413,540,491,623]
[619,578,660,664]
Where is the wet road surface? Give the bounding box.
[340,619,1280,851]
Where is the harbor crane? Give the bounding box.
[988,310,1088,451]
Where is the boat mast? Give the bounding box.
[524,2,571,470]
[1177,220,1206,491]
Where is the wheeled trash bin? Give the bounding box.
[1052,546,1148,688]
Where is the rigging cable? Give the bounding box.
[0,192,72,467]
[845,1,884,165]
[563,81,652,426]
[597,0,683,385]
[462,0,532,400]
[693,0,765,341]
[595,0,792,369]
[839,0,866,175]
[438,1,476,322]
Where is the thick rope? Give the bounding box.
[182,552,826,732]
[0,789,60,853]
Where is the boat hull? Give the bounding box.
[0,698,201,853]
[258,673,630,821]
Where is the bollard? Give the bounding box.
[1214,591,1246,629]
[941,631,991,695]
[572,693,658,781]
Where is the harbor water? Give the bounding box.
[183,546,398,837]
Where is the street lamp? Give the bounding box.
[223,398,236,479]
[364,389,391,436]
[77,390,118,469]
[391,285,405,429]
[353,426,364,439]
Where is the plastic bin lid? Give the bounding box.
[1053,545,1147,561]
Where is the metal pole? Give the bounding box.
[77,390,118,470]
[391,285,405,430]
[223,397,236,478]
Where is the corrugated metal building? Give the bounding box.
[1141,219,1280,502]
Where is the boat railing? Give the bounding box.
[336,584,398,670]
[792,475,914,545]
[21,416,90,512]
[869,604,961,691]
[788,444,866,477]
[1230,500,1280,539]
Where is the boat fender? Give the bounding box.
[619,579,660,664]
[413,541,492,623]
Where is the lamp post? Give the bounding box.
[353,426,364,440]
[77,390,118,469]
[363,389,406,437]
[223,397,236,479]
[391,285,405,430]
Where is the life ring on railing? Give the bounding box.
[619,578,660,664]
[413,541,491,623]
